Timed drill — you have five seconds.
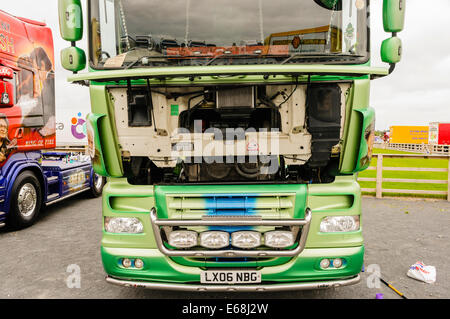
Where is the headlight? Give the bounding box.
[104,217,144,234]
[264,231,294,248]
[169,230,198,248]
[320,216,360,233]
[200,231,230,249]
[231,231,261,248]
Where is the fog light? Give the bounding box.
[134,259,144,269]
[264,231,294,248]
[320,216,360,233]
[200,231,229,249]
[333,258,343,268]
[231,231,261,248]
[104,217,143,234]
[122,258,132,268]
[320,259,331,269]
[169,230,198,248]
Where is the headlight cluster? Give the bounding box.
[320,216,360,233]
[104,217,144,234]
[168,230,295,249]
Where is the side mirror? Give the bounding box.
[383,0,406,33]
[61,47,86,73]
[58,0,83,42]
[58,0,86,73]
[381,37,402,64]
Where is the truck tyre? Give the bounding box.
[91,173,105,198]
[8,171,42,229]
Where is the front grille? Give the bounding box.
[166,194,296,220]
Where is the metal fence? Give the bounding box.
[358,154,450,202]
[376,142,450,155]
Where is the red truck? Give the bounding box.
[429,122,450,145]
[0,9,104,230]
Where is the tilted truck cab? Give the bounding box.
[59,0,405,291]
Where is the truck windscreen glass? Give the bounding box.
[88,0,369,69]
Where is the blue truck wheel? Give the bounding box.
[7,171,43,229]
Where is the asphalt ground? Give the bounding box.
[1,193,449,299]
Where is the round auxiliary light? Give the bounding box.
[333,258,343,268]
[134,259,144,269]
[122,258,132,268]
[320,259,331,269]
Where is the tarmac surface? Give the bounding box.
[1,193,449,299]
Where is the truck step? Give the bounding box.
[47,193,60,201]
[46,176,59,184]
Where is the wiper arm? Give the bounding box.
[281,53,364,65]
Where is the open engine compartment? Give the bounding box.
[111,81,350,185]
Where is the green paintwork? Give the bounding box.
[86,113,108,176]
[101,245,364,284]
[339,79,371,174]
[89,86,123,177]
[58,0,84,42]
[354,107,376,172]
[101,175,363,275]
[381,37,403,64]
[154,184,307,219]
[67,64,389,83]
[61,46,86,72]
[307,175,363,249]
[383,0,406,33]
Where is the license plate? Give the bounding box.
[200,270,262,284]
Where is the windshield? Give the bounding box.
[88,0,369,69]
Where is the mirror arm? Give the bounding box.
[388,63,396,74]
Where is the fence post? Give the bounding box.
[448,157,450,202]
[376,154,383,199]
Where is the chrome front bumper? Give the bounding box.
[150,207,312,258]
[106,274,361,292]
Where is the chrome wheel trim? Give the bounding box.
[18,183,37,218]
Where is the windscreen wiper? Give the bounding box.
[281,53,365,65]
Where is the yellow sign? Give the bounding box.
[389,126,429,144]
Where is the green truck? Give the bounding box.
[58,0,405,291]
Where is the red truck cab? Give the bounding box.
[0,10,104,230]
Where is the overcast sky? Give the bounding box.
[1,0,449,131]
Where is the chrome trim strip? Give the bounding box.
[150,207,312,257]
[106,274,361,292]
[45,188,90,206]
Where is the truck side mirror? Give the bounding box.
[381,0,406,74]
[58,0,86,73]
[381,37,402,64]
[58,0,83,42]
[383,0,406,33]
[61,47,86,73]
[0,66,14,107]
